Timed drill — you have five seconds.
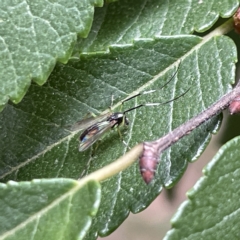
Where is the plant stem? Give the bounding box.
[148,81,240,157]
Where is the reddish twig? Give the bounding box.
[140,82,240,183]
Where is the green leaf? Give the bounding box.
[0,33,237,238]
[164,136,240,240]
[0,179,101,240]
[0,0,103,111]
[76,0,239,53]
[1,1,240,238]
[2,0,238,112]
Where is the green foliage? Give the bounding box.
[0,0,103,111]
[0,0,240,239]
[0,179,101,240]
[165,136,240,240]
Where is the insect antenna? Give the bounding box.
[122,61,182,104]
[137,88,190,184]
[123,87,190,114]
[123,87,190,184]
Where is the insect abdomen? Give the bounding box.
[80,127,99,142]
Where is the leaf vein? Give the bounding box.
[56,137,70,177]
[179,0,192,34]
[30,215,39,240]
[115,0,148,43]
[195,51,205,109]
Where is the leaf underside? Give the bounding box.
[0,35,237,238]
[1,0,239,239]
[76,0,239,53]
[1,0,238,112]
[165,136,240,240]
[0,0,103,111]
[0,179,101,240]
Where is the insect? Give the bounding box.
[71,111,130,151]
[70,66,189,152]
[70,105,157,151]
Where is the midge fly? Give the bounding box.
[70,67,189,151]
[69,105,149,151]
[71,111,130,151]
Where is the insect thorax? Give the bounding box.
[108,112,129,128]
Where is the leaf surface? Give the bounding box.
[0,34,237,238]
[0,0,103,111]
[76,0,239,53]
[0,179,101,240]
[164,136,240,240]
[1,0,238,112]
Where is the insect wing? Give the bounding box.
[69,113,110,131]
[79,121,113,151]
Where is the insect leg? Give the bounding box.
[116,126,131,149]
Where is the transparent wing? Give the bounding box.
[68,113,110,131]
[79,121,114,151]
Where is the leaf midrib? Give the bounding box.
[0,179,94,240]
